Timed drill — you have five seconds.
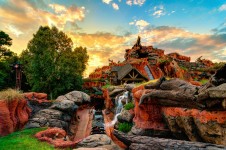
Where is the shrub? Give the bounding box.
[124,102,135,110]
[102,83,112,89]
[118,122,133,133]
[0,89,23,101]
[200,79,208,85]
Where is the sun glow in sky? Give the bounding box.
[1,0,226,76]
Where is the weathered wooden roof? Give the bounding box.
[111,66,121,72]
[117,63,133,80]
[117,63,149,81]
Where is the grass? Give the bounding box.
[0,128,55,150]
[0,89,23,101]
[118,122,133,133]
[200,79,209,85]
[102,83,113,89]
[124,102,135,110]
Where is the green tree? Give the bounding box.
[0,31,18,90]
[0,31,13,58]
[20,26,89,99]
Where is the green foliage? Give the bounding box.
[0,128,55,150]
[124,102,135,110]
[200,79,208,85]
[158,58,171,65]
[102,83,112,89]
[179,65,188,71]
[118,122,133,133]
[0,54,18,90]
[0,31,13,59]
[0,31,18,90]
[20,26,89,99]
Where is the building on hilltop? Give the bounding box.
[83,36,215,88]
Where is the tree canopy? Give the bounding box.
[0,31,13,58]
[0,31,18,89]
[20,26,89,99]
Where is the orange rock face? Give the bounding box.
[102,110,127,149]
[167,52,191,62]
[132,86,166,130]
[24,92,49,103]
[0,98,31,136]
[35,127,82,148]
[102,89,114,110]
[162,107,226,145]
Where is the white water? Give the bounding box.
[105,91,129,128]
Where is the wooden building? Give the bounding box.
[110,63,149,85]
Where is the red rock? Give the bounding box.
[162,107,226,145]
[102,110,127,149]
[102,89,114,110]
[35,127,82,148]
[0,98,31,136]
[33,93,47,99]
[133,89,166,130]
[190,80,202,86]
[167,52,191,62]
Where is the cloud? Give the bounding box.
[0,0,86,55]
[102,0,112,4]
[67,32,130,76]
[153,5,166,18]
[129,22,135,25]
[135,20,149,27]
[219,4,226,11]
[6,25,24,37]
[133,0,146,6]
[112,3,119,10]
[126,0,133,6]
[139,26,226,62]
[71,25,226,76]
[126,0,146,6]
[129,19,150,31]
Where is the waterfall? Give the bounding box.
[105,91,129,128]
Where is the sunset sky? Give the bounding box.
[1,0,226,76]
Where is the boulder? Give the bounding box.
[210,64,226,86]
[109,89,125,97]
[118,109,134,122]
[35,127,81,148]
[162,107,226,145]
[208,83,226,98]
[24,92,52,118]
[76,134,120,150]
[50,99,78,113]
[125,84,135,92]
[0,98,31,136]
[130,126,172,138]
[64,91,91,104]
[26,109,71,130]
[160,78,198,96]
[113,130,226,150]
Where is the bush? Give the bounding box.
[118,122,133,133]
[124,102,135,110]
[102,83,112,89]
[0,89,23,101]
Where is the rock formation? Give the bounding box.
[130,65,226,146]
[26,91,90,131]
[0,90,31,136]
[113,130,226,150]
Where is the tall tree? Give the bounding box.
[20,26,89,99]
[0,31,13,58]
[0,31,18,90]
